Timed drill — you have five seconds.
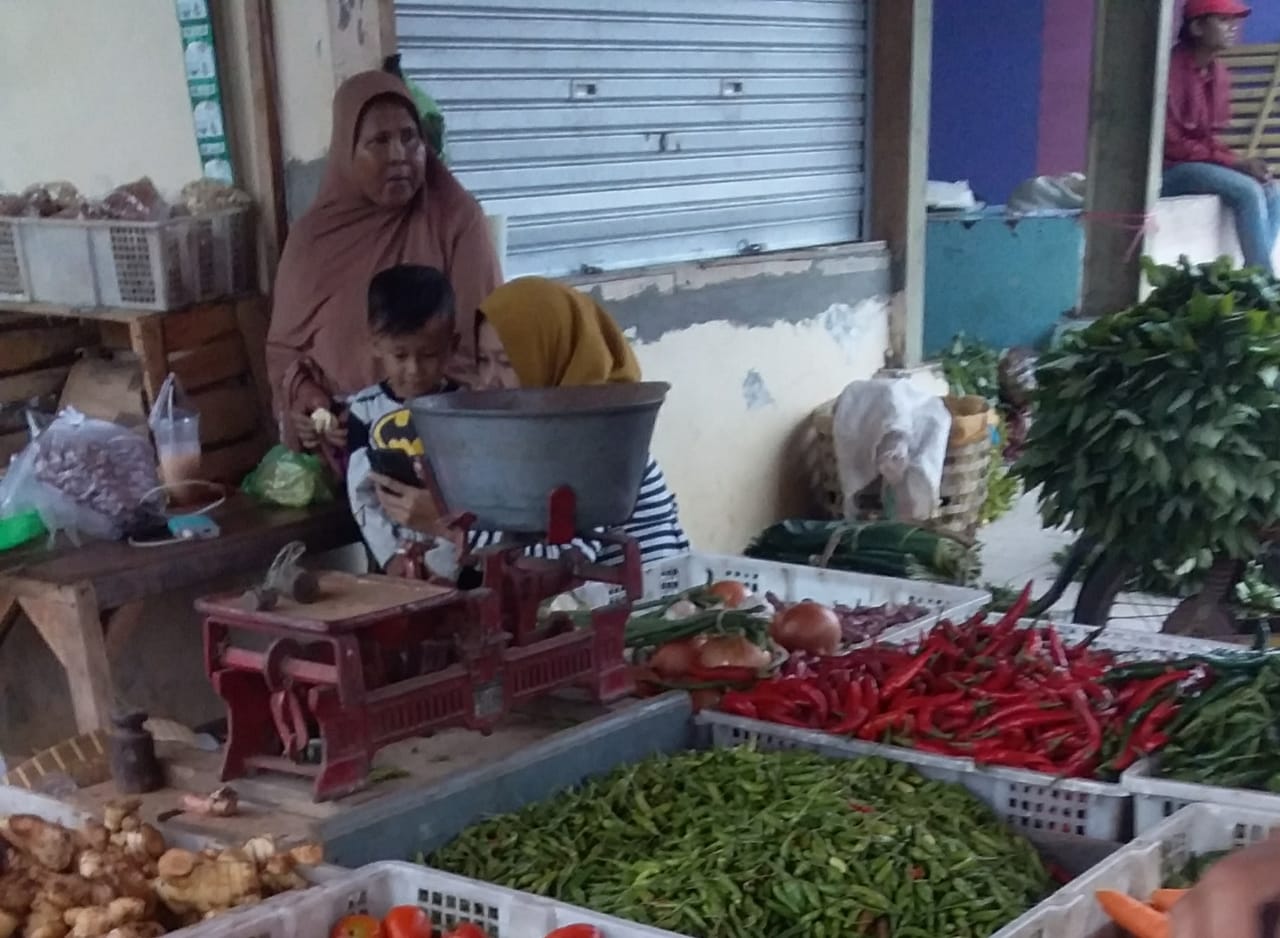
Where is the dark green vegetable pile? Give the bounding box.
[1018,257,1280,572]
[1157,653,1280,791]
[427,748,1051,938]
[745,519,978,584]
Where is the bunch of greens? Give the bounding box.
[1017,257,1280,571]
[941,334,1001,403]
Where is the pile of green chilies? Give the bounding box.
[427,748,1051,938]
[1149,653,1280,791]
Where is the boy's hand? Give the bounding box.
[383,554,412,578]
[372,472,443,531]
[291,410,321,450]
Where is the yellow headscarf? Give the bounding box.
[478,277,641,387]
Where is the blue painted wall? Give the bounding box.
[1245,8,1280,41]
[924,211,1084,356]
[929,0,1046,205]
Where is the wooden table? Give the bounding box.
[0,497,358,734]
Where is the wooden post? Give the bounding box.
[1080,0,1175,317]
[244,0,288,286]
[870,0,933,365]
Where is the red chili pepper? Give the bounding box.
[859,710,914,740]
[718,693,758,719]
[757,703,809,727]
[1132,698,1178,749]
[1047,626,1069,668]
[860,675,881,717]
[1070,688,1102,754]
[792,682,830,724]
[880,653,934,700]
[1021,628,1044,657]
[829,706,870,736]
[1123,670,1194,717]
[970,702,1063,735]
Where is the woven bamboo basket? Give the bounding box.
[804,395,992,539]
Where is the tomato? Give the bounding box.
[544,926,604,938]
[707,579,750,609]
[441,923,490,938]
[331,915,383,938]
[383,906,434,938]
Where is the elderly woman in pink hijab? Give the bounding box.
[267,69,500,452]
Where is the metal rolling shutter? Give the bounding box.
[396,0,868,277]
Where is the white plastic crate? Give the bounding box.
[990,802,1280,938]
[176,861,683,938]
[578,551,989,634]
[13,208,253,310]
[699,710,1130,841]
[1124,755,1280,835]
[0,218,28,300]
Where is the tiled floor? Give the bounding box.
[979,490,1179,631]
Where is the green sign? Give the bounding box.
[175,0,234,184]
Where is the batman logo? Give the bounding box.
[370,408,424,456]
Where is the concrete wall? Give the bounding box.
[573,245,892,551]
[0,0,336,202]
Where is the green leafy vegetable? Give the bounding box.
[941,334,1002,403]
[1016,257,1280,572]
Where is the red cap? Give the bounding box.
[1183,0,1251,18]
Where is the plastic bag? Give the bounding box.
[0,409,158,544]
[242,445,333,508]
[149,373,202,493]
[831,379,952,522]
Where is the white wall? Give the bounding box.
[0,0,337,198]
[0,0,201,195]
[634,303,890,550]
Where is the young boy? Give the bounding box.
[347,264,459,577]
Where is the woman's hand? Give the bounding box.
[372,472,443,531]
[1170,832,1280,937]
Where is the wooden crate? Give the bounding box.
[0,296,273,484]
[0,316,96,470]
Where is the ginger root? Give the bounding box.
[1,815,77,872]
[0,909,18,938]
[153,856,259,917]
[64,896,146,938]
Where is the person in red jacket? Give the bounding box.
[1163,0,1279,273]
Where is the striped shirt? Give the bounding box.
[469,458,690,565]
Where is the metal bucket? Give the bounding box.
[409,382,669,533]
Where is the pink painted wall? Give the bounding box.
[1036,0,1095,176]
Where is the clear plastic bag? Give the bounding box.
[0,409,159,544]
[241,445,333,508]
[149,373,202,497]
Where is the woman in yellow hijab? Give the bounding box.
[471,277,689,563]
[474,276,640,389]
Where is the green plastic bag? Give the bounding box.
[241,445,333,508]
[385,55,447,164]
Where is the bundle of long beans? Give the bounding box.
[745,520,978,583]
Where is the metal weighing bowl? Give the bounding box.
[409,382,669,533]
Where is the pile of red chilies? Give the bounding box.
[718,587,1196,779]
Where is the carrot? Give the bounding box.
[1149,888,1189,912]
[1095,890,1169,938]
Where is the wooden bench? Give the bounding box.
[1223,44,1280,170]
[0,497,358,734]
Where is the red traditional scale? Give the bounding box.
[198,487,640,801]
